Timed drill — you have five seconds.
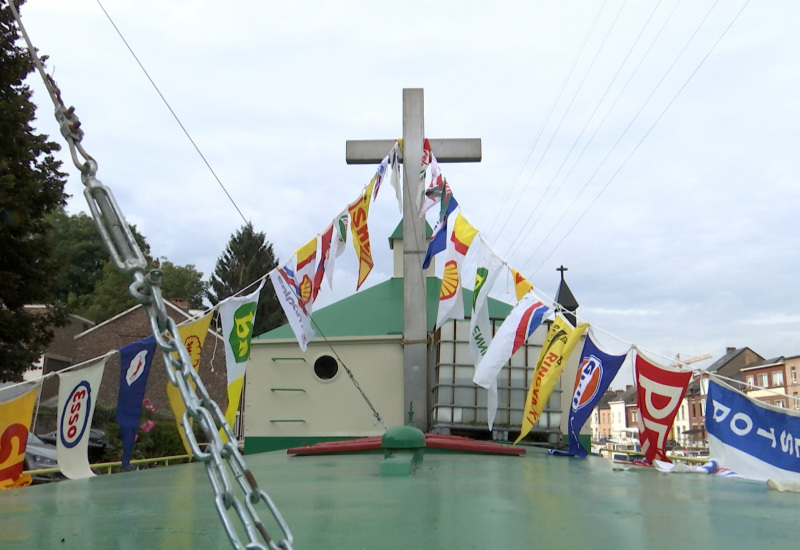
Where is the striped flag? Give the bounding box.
[473,291,550,429]
[422,196,458,270]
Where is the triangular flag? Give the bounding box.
[348,178,376,290]
[511,268,533,301]
[117,335,157,468]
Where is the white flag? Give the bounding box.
[468,240,503,366]
[56,358,107,479]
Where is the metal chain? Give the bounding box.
[8,4,293,548]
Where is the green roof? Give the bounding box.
[256,277,512,340]
[389,220,433,247]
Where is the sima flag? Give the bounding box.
[473,291,550,429]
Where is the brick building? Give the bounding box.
[58,302,228,418]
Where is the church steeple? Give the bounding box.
[555,265,579,326]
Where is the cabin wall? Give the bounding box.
[244,336,404,453]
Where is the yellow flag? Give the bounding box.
[168,312,213,454]
[0,384,39,490]
[348,178,376,290]
[511,269,533,301]
[515,315,589,444]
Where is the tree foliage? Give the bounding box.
[0,1,68,381]
[159,260,207,309]
[207,223,284,335]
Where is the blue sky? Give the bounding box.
[17,0,800,386]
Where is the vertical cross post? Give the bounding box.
[346,88,481,431]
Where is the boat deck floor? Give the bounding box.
[0,447,794,549]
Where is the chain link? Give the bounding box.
[8,5,294,547]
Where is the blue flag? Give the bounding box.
[116,335,157,468]
[551,331,626,457]
[422,197,458,269]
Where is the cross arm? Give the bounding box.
[345,138,482,165]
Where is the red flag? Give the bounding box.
[634,351,691,464]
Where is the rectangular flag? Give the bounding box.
[0,383,39,490]
[515,315,588,444]
[511,269,533,301]
[167,312,213,455]
[219,280,265,438]
[473,291,550,429]
[551,330,627,457]
[437,213,479,327]
[634,351,692,464]
[468,240,504,366]
[348,178,376,290]
[270,259,314,351]
[422,196,458,270]
[707,378,800,483]
[56,358,107,479]
[295,236,318,311]
[117,335,157,469]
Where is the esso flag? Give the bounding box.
[57,358,107,479]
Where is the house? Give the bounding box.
[64,301,228,422]
[785,354,800,411]
[244,224,579,453]
[591,390,621,441]
[742,357,788,408]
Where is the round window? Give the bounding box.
[313,355,339,381]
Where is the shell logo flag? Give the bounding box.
[295,236,317,310]
[0,382,39,490]
[511,269,533,301]
[436,213,478,327]
[515,314,589,444]
[167,312,214,455]
[348,177,376,290]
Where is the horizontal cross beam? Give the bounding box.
[345,138,482,165]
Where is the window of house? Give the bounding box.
[745,375,754,388]
[775,400,786,408]
[794,392,799,410]
[773,371,785,387]
[758,373,769,387]
[701,400,706,416]
[792,367,797,383]
[692,402,696,417]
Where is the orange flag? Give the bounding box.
[511,268,533,301]
[348,178,376,290]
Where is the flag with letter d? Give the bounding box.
[0,383,39,490]
[516,315,588,444]
[117,335,157,469]
[473,291,550,429]
[57,357,107,479]
[635,351,691,464]
[220,280,265,440]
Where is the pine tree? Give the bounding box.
[207,223,284,335]
[0,1,69,381]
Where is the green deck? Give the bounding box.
[0,448,794,549]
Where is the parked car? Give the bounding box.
[38,428,108,464]
[24,432,63,484]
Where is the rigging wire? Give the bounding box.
[504,0,669,261]
[524,0,751,277]
[499,0,630,259]
[485,0,610,240]
[95,0,249,226]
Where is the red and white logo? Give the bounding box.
[125,350,149,386]
[60,381,91,449]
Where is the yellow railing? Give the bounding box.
[22,453,193,478]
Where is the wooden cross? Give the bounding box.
[346,88,481,431]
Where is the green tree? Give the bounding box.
[0,1,68,381]
[159,260,207,309]
[207,223,284,335]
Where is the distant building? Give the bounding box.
[742,357,788,408]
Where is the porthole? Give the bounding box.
[313,355,339,382]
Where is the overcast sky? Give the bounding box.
[16,0,800,386]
